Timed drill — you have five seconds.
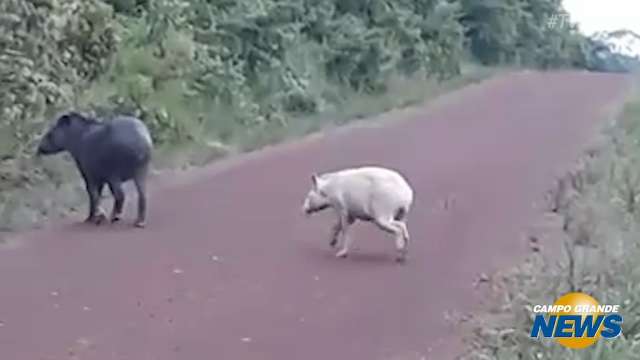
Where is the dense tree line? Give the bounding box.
[0,0,632,162]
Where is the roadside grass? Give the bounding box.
[457,75,640,359]
[0,64,501,234]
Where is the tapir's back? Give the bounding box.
[330,166,414,214]
[88,116,153,181]
[108,116,153,148]
[339,167,412,195]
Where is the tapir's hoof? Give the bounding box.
[91,213,108,225]
[336,250,348,258]
[111,215,122,223]
[395,253,407,263]
[134,221,146,228]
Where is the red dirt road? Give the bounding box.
[0,71,631,360]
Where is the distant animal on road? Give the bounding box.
[37,111,153,228]
[302,166,414,262]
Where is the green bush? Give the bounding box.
[1,0,597,161]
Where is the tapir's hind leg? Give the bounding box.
[330,213,354,248]
[133,165,149,228]
[335,213,355,258]
[373,216,408,262]
[86,181,107,225]
[108,179,126,223]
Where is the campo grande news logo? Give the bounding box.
[529,292,623,349]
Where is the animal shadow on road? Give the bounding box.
[302,240,406,267]
[65,218,141,234]
[338,251,403,265]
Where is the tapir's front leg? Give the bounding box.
[335,213,355,258]
[85,180,107,225]
[329,219,342,248]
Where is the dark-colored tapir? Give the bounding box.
[37,111,153,227]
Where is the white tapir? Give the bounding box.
[301,166,414,262]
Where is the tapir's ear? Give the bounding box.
[311,173,318,188]
[58,114,71,127]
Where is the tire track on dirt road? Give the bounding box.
[0,71,631,360]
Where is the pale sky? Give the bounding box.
[563,0,640,35]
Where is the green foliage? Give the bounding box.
[0,0,118,158]
[457,0,639,71]
[69,0,476,149]
[0,0,602,162]
[103,0,148,15]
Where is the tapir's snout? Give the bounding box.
[302,202,329,217]
[35,134,65,156]
[35,145,53,156]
